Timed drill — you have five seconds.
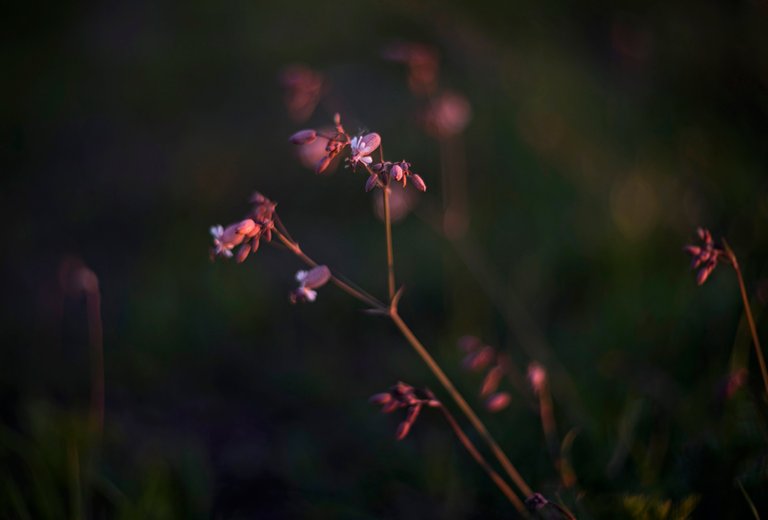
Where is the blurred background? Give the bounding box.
[2,0,768,518]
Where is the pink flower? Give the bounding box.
[348,133,381,168]
[290,265,331,303]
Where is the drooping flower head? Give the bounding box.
[684,227,725,285]
[290,265,331,303]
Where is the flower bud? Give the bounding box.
[390,164,404,182]
[480,365,504,397]
[411,173,427,192]
[395,420,412,440]
[485,392,511,412]
[235,244,251,263]
[289,129,318,145]
[369,393,392,406]
[365,174,379,192]
[315,156,332,174]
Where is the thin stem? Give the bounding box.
[725,242,768,398]
[383,186,396,301]
[272,228,386,310]
[390,309,533,498]
[439,405,526,514]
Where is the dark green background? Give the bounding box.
[2,1,768,518]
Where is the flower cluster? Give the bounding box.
[458,336,512,412]
[210,192,276,262]
[684,227,725,285]
[290,265,331,303]
[289,114,427,192]
[369,382,440,440]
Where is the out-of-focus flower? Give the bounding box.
[421,91,472,139]
[290,265,331,303]
[684,227,724,285]
[210,194,277,262]
[528,362,547,395]
[382,42,439,96]
[373,182,417,222]
[485,392,511,412]
[210,219,255,258]
[279,64,324,122]
[370,382,440,440]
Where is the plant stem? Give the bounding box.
[273,228,386,310]
[725,242,768,398]
[439,405,526,513]
[383,185,396,301]
[390,309,533,498]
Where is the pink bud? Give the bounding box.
[485,392,511,412]
[390,164,404,182]
[369,393,392,406]
[411,174,427,192]
[463,346,494,371]
[381,400,399,414]
[395,420,412,440]
[480,365,504,397]
[315,156,332,174]
[289,129,318,145]
[365,175,379,192]
[235,244,251,263]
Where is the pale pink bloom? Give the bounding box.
[422,91,472,138]
[291,265,331,303]
[210,222,245,258]
[349,133,381,168]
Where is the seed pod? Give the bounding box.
[480,365,504,397]
[462,345,495,371]
[485,392,511,412]
[395,420,412,440]
[411,173,427,192]
[365,174,379,192]
[235,243,251,263]
[289,129,318,145]
[315,156,332,174]
[369,393,392,406]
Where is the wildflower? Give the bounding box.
[290,265,331,303]
[421,91,472,139]
[210,220,254,259]
[370,382,440,441]
[348,133,381,168]
[684,227,724,285]
[210,194,278,262]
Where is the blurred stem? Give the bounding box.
[390,308,534,498]
[272,228,386,310]
[383,186,396,301]
[724,241,768,398]
[67,439,82,520]
[439,405,526,513]
[86,283,104,440]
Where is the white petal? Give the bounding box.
[305,288,317,302]
[295,270,308,282]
